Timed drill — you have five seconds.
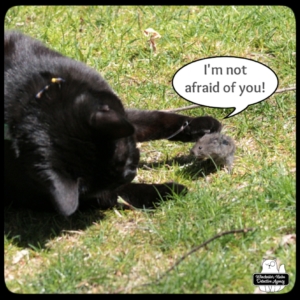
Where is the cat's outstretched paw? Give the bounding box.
[168,116,222,142]
[185,116,222,141]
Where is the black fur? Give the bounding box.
[4,31,222,216]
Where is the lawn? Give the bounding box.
[4,6,296,294]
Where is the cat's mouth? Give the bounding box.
[77,163,137,196]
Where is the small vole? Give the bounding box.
[190,132,236,172]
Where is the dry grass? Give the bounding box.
[5,5,295,294]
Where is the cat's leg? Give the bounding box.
[115,182,187,208]
[125,109,222,143]
[80,182,187,210]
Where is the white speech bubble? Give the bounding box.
[172,56,279,118]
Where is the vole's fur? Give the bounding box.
[190,132,236,172]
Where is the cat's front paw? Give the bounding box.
[116,182,188,209]
[185,116,222,141]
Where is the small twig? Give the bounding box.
[274,86,296,93]
[61,230,83,235]
[162,86,296,113]
[142,164,156,170]
[112,227,255,293]
[159,228,255,279]
[161,104,200,113]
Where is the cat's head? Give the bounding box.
[5,33,139,216]
[26,78,138,216]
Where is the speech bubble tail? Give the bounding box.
[224,106,248,119]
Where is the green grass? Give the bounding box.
[4,6,295,294]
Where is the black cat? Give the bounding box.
[4,31,222,216]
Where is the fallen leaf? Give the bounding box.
[280,234,296,247]
[143,28,161,52]
[143,28,161,39]
[12,249,29,264]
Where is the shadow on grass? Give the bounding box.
[4,206,106,249]
[5,156,219,250]
[139,155,220,180]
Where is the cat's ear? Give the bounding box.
[48,171,79,216]
[89,109,135,139]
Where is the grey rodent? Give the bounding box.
[190,132,236,172]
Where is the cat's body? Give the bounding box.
[5,31,222,216]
